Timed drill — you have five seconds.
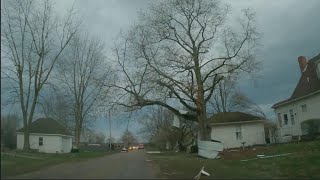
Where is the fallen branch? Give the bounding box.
[194,166,210,179]
[240,153,294,162]
[163,172,175,176]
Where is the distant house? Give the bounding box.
[16,118,73,153]
[272,54,320,142]
[207,112,266,149]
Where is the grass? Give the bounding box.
[1,151,115,178]
[147,141,320,179]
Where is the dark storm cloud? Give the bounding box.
[71,0,153,49]
[3,0,319,138]
[233,0,320,118]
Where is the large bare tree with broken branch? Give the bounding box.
[56,33,113,146]
[112,0,260,140]
[1,0,80,149]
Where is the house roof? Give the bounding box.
[17,118,72,136]
[272,53,320,108]
[208,112,262,125]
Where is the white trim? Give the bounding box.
[16,132,73,138]
[273,90,320,108]
[210,120,264,126]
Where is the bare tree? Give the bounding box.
[210,76,239,113]
[112,0,260,140]
[1,0,80,149]
[56,33,113,146]
[80,127,93,143]
[106,137,115,144]
[87,131,106,144]
[230,90,267,118]
[139,107,173,139]
[95,132,106,144]
[209,78,268,119]
[139,106,197,151]
[37,85,73,133]
[121,130,137,147]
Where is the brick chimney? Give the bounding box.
[298,56,307,73]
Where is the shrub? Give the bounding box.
[301,119,320,140]
[71,146,79,153]
[190,145,198,153]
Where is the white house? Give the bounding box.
[17,118,73,153]
[272,54,320,142]
[208,112,266,149]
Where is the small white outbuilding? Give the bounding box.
[208,112,266,149]
[17,118,73,153]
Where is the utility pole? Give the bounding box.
[126,118,130,149]
[108,110,112,151]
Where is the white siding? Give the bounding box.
[210,122,266,149]
[16,133,72,153]
[61,136,72,153]
[274,93,320,137]
[17,134,24,150]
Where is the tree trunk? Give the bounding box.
[74,121,81,147]
[193,52,210,141]
[23,128,30,150]
[21,106,30,150]
[74,103,82,147]
[198,114,210,141]
[196,92,210,140]
[74,129,80,147]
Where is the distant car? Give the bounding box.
[138,144,144,149]
[121,147,128,152]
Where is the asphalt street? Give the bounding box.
[9,150,161,179]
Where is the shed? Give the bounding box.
[16,118,73,153]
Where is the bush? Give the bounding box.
[71,147,79,153]
[190,145,198,153]
[301,119,320,140]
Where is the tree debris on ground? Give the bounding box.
[145,151,161,154]
[194,166,210,180]
[240,153,294,161]
[163,172,176,176]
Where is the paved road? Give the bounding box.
[10,150,161,179]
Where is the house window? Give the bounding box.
[301,104,307,112]
[283,114,288,125]
[289,109,295,125]
[235,125,242,140]
[278,113,282,127]
[39,137,43,146]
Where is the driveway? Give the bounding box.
[9,150,162,179]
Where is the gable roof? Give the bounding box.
[17,118,71,136]
[272,53,320,108]
[208,112,262,125]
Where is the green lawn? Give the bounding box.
[147,141,320,179]
[1,151,115,178]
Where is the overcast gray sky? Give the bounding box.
[66,0,320,141]
[3,0,320,141]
